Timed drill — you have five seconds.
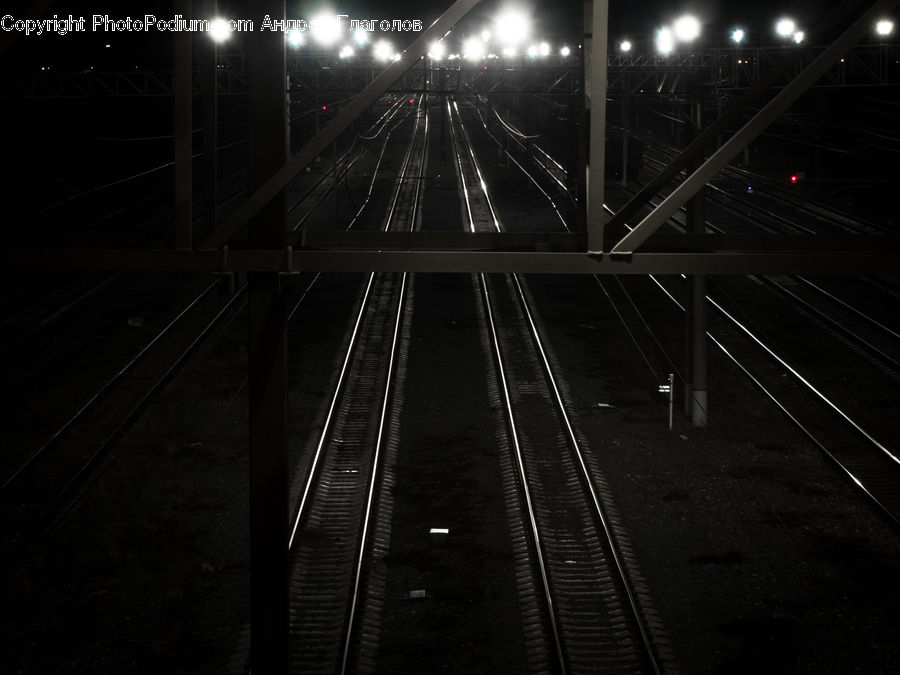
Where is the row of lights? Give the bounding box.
[615,16,896,54]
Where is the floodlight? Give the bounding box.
[463,36,486,61]
[876,19,894,36]
[339,45,354,59]
[792,31,805,44]
[619,40,632,52]
[373,40,394,62]
[673,15,701,42]
[559,45,571,57]
[538,41,550,56]
[655,27,675,55]
[428,41,446,60]
[730,28,745,44]
[209,18,232,43]
[352,29,370,46]
[310,13,341,45]
[286,29,304,48]
[775,18,796,37]
[494,8,530,46]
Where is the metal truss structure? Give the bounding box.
[4,42,898,99]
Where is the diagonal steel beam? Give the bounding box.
[609,0,900,255]
[201,0,482,249]
[601,0,875,247]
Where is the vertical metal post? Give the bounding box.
[587,0,608,252]
[620,93,629,187]
[173,0,192,250]
[574,4,588,233]
[691,274,708,427]
[688,97,708,427]
[247,1,289,672]
[200,0,218,239]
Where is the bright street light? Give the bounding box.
[286,29,304,48]
[673,15,701,42]
[373,39,394,62]
[730,28,745,44]
[655,27,675,54]
[310,13,341,45]
[352,29,369,46]
[209,18,232,43]
[538,41,550,56]
[338,45,354,59]
[559,45,571,57]
[494,8,530,46]
[619,40,632,52]
[792,30,805,44]
[876,19,894,36]
[775,18,796,38]
[428,40,446,60]
[463,36,486,61]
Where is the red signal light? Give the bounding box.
[790,174,797,183]
[409,98,414,103]
[321,105,327,111]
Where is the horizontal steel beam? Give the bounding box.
[4,247,899,275]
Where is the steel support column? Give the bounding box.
[691,274,708,427]
[173,0,192,250]
[587,0,609,252]
[201,0,218,239]
[687,99,707,427]
[246,2,289,672]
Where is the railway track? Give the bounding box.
[450,97,666,672]
[470,97,900,525]
[0,278,245,567]
[0,95,414,573]
[285,94,428,674]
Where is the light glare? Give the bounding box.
[286,29,303,48]
[428,41,446,60]
[776,18,796,37]
[792,31,805,44]
[673,15,701,42]
[619,40,632,52]
[209,18,232,43]
[339,45,354,59]
[310,13,341,45]
[656,27,675,55]
[463,36,486,61]
[494,9,530,46]
[373,40,394,62]
[730,28,745,44]
[876,19,894,36]
[560,45,571,57]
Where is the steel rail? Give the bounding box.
[446,96,568,674]
[341,95,429,674]
[452,97,661,673]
